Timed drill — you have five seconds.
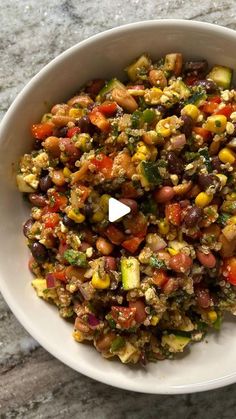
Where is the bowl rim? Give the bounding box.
[1,19,236,394]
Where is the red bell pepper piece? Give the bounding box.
[193,126,211,141]
[165,203,182,226]
[90,153,113,179]
[123,212,147,238]
[222,257,236,285]
[43,212,60,228]
[201,102,218,114]
[152,269,169,287]
[43,192,68,214]
[122,236,143,253]
[31,123,54,140]
[214,104,233,118]
[97,101,118,116]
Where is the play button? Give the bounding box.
[108,198,131,222]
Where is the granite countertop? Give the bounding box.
[1,1,236,417]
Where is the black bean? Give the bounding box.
[167,151,184,175]
[181,114,194,138]
[155,105,166,116]
[34,139,42,150]
[29,193,47,207]
[184,206,203,227]
[57,126,68,137]
[39,175,53,192]
[23,218,34,238]
[184,59,208,75]
[63,214,76,228]
[31,242,47,262]
[193,79,218,93]
[211,156,222,172]
[77,115,94,134]
[198,174,221,192]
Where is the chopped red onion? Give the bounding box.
[46,273,56,288]
[88,313,100,327]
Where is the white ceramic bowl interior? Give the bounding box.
[1,19,236,394]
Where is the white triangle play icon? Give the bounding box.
[108,198,131,222]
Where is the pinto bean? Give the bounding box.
[196,288,211,308]
[51,103,69,115]
[154,186,175,203]
[95,332,116,352]
[169,253,193,273]
[148,69,167,88]
[173,181,192,196]
[44,136,60,157]
[96,237,114,255]
[196,250,216,268]
[119,198,138,213]
[51,115,76,127]
[67,95,94,108]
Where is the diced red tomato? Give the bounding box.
[129,300,146,323]
[121,182,139,198]
[222,257,236,285]
[111,306,136,329]
[152,269,169,287]
[31,123,54,140]
[90,153,113,179]
[123,212,147,238]
[105,225,126,245]
[43,192,68,214]
[97,101,118,116]
[214,104,233,118]
[165,203,182,226]
[122,236,143,253]
[193,126,211,140]
[67,127,81,138]
[76,185,91,208]
[169,253,193,273]
[88,109,110,132]
[43,212,60,228]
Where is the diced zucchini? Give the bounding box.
[170,80,190,100]
[16,174,35,193]
[121,256,140,290]
[186,90,207,107]
[126,54,151,82]
[207,65,233,89]
[32,279,47,298]
[97,78,126,100]
[164,53,183,76]
[162,334,191,352]
[139,160,162,187]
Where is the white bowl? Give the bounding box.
[1,19,236,394]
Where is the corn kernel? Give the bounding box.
[73,330,85,342]
[208,310,217,322]
[132,141,152,162]
[91,272,110,289]
[150,315,159,326]
[216,173,227,187]
[75,133,91,151]
[158,219,169,235]
[41,113,52,123]
[68,108,83,118]
[156,124,171,138]
[195,192,213,208]
[167,247,179,256]
[68,209,85,223]
[228,216,236,225]
[181,104,199,121]
[204,115,227,134]
[144,87,163,104]
[92,210,105,222]
[218,147,236,164]
[63,167,72,178]
[99,194,111,211]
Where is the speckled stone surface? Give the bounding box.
[1,1,236,417]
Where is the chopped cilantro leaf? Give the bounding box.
[149,256,166,269]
